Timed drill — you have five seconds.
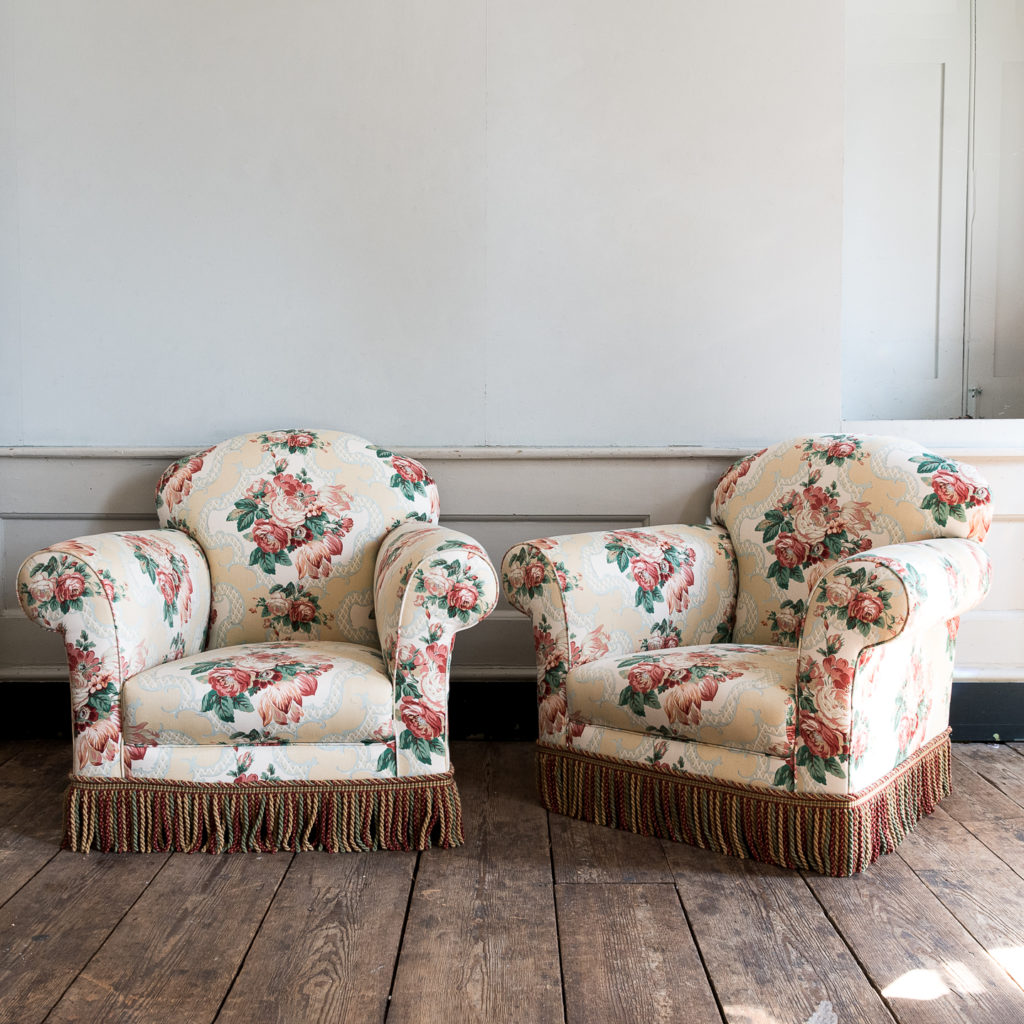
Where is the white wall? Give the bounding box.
[0,0,844,448]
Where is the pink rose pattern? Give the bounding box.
[383,624,452,770]
[502,528,737,742]
[124,532,194,626]
[189,645,332,731]
[713,449,767,507]
[18,532,206,773]
[19,553,112,620]
[502,548,581,605]
[756,463,875,593]
[255,430,328,456]
[412,556,494,625]
[531,617,611,739]
[228,748,277,783]
[227,461,355,579]
[613,649,749,723]
[156,446,214,513]
[368,446,435,502]
[911,452,992,530]
[374,524,498,769]
[506,435,992,799]
[251,582,326,638]
[604,531,696,614]
[762,598,806,646]
[781,566,900,788]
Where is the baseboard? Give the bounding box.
[949,680,1024,742]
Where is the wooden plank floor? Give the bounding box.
[3,741,1024,1024]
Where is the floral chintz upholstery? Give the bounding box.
[18,429,497,853]
[502,435,993,874]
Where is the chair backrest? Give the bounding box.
[711,434,992,646]
[156,429,439,649]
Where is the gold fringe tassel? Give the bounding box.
[537,730,952,876]
[63,771,464,854]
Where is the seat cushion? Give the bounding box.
[123,640,393,747]
[566,644,796,757]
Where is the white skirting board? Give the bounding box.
[2,445,1021,686]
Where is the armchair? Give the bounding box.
[502,435,992,875]
[18,429,497,853]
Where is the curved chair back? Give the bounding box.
[711,434,992,645]
[156,429,439,649]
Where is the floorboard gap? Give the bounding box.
[549,812,569,1024]
[39,851,173,1024]
[672,876,727,1024]
[382,850,421,1024]
[799,868,897,1021]
[0,847,61,912]
[211,852,295,1023]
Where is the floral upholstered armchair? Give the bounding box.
[17,429,497,853]
[502,435,992,875]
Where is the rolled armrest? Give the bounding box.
[17,529,211,776]
[501,524,737,742]
[374,521,498,775]
[794,538,991,793]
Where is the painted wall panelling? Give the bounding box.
[2,447,1020,687]
[967,0,1024,418]
[843,0,1024,420]
[842,0,970,419]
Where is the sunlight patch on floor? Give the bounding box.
[882,968,951,1001]
[882,959,989,1002]
[991,946,1024,983]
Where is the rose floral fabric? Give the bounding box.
[567,645,796,756]
[502,524,738,748]
[793,538,992,794]
[17,530,210,776]
[374,522,499,776]
[18,429,497,786]
[502,434,993,799]
[156,430,440,650]
[711,435,992,645]
[123,640,393,747]
[568,722,791,787]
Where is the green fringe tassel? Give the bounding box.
[64,771,464,854]
[537,730,952,876]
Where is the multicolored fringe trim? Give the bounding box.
[64,771,464,854]
[537,730,952,876]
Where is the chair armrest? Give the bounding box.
[794,538,991,793]
[374,522,498,775]
[17,529,211,776]
[501,524,737,742]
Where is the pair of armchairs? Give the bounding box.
[18,430,991,875]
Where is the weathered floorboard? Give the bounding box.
[549,812,673,884]
[557,882,722,1024]
[942,750,1024,878]
[0,851,169,1024]
[666,841,895,1024]
[387,742,563,1024]
[1,740,1024,1024]
[216,852,416,1024]
[808,850,1024,1023]
[952,744,1024,810]
[898,806,1024,990]
[0,743,74,905]
[46,852,291,1024]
